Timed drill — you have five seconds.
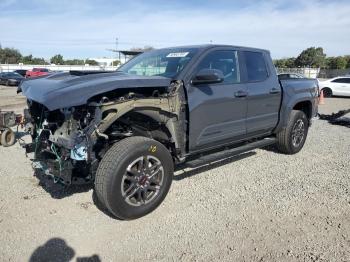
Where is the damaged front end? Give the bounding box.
[23,79,187,185]
[25,101,103,184]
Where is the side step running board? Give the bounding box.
[183,137,276,168]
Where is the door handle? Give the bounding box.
[269,88,280,94]
[234,90,248,98]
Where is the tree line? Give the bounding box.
[274,47,350,69]
[2,44,349,69]
[0,45,103,66]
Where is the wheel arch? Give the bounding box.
[292,100,312,120]
[99,106,183,158]
[321,87,333,96]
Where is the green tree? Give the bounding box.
[112,60,120,66]
[50,54,64,65]
[21,55,48,65]
[285,58,296,68]
[21,54,34,64]
[294,47,326,68]
[326,56,347,69]
[273,57,295,68]
[85,59,99,66]
[32,57,48,65]
[345,56,350,68]
[273,59,286,68]
[0,47,22,64]
[64,59,85,65]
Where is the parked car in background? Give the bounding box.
[278,73,305,80]
[25,68,50,78]
[318,76,350,97]
[0,72,24,86]
[14,69,28,77]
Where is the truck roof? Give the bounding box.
[157,44,270,54]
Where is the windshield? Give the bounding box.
[119,48,199,78]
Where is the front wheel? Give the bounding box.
[95,136,174,220]
[276,110,309,154]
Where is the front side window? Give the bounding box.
[244,51,268,82]
[194,50,240,84]
[119,48,199,78]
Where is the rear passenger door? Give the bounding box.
[241,51,282,135]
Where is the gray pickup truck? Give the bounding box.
[19,45,318,219]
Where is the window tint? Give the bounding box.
[278,74,289,79]
[332,78,350,83]
[195,50,240,84]
[244,51,268,82]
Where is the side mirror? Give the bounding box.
[192,69,224,85]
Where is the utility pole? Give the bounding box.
[116,37,120,62]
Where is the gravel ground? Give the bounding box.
[0,85,350,261]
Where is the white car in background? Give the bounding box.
[318,76,350,97]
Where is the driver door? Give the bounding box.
[186,49,247,151]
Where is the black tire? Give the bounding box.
[95,136,174,220]
[1,128,16,147]
[322,87,332,97]
[276,110,308,154]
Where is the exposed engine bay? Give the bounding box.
[24,80,187,185]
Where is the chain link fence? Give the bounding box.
[276,67,350,79]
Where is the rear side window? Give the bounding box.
[332,78,350,83]
[243,51,268,82]
[195,50,240,84]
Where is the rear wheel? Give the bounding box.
[276,110,308,154]
[95,136,174,220]
[1,128,16,147]
[322,88,332,97]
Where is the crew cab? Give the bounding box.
[19,45,318,219]
[25,68,50,78]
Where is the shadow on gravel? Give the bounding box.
[261,144,279,153]
[174,151,256,181]
[33,170,119,219]
[29,237,101,262]
[33,170,93,199]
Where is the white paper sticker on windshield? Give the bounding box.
[166,52,189,58]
